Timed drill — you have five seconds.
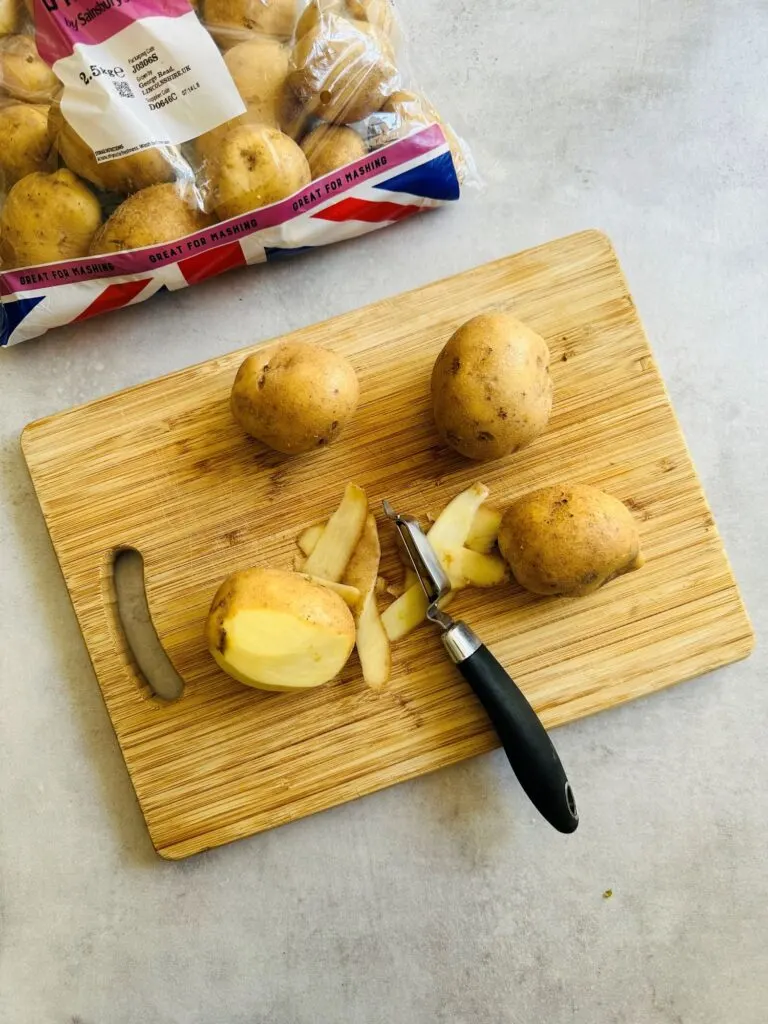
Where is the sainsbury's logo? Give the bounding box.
[40,0,128,12]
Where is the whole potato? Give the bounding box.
[89,183,212,255]
[0,35,58,101]
[0,102,52,188]
[300,123,366,178]
[231,340,359,454]
[194,95,307,162]
[278,85,312,139]
[346,0,395,37]
[0,0,19,36]
[431,312,553,461]
[289,14,398,123]
[297,0,394,39]
[374,89,432,142]
[194,104,262,165]
[207,567,355,690]
[204,0,296,40]
[295,0,344,38]
[351,18,396,60]
[209,123,310,219]
[49,104,177,194]
[373,89,466,180]
[498,484,644,597]
[0,168,102,268]
[223,36,289,126]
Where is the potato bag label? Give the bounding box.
[33,0,244,161]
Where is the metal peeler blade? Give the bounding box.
[383,499,451,623]
[383,499,579,835]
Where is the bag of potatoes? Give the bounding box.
[0,0,475,346]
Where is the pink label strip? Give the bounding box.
[35,0,193,65]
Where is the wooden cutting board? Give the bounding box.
[22,230,753,859]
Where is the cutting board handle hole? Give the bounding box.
[113,548,185,703]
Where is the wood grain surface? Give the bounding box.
[22,230,754,859]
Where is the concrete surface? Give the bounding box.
[1,1,766,1021]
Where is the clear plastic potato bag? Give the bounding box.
[0,0,475,346]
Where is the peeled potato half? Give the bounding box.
[207,567,355,691]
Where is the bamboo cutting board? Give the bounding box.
[22,231,753,859]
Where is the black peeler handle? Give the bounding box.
[443,623,579,834]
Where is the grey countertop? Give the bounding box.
[1,2,766,1021]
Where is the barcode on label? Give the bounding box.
[112,80,135,99]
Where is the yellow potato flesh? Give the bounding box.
[381,550,505,642]
[428,481,488,560]
[381,586,453,643]
[302,482,367,581]
[465,504,502,554]
[381,483,504,641]
[297,508,391,688]
[355,588,390,688]
[441,546,508,588]
[297,522,325,557]
[342,513,390,688]
[215,607,352,690]
[297,574,361,608]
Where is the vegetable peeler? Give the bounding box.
[383,500,579,834]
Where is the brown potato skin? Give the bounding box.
[346,0,394,36]
[204,0,296,39]
[194,103,268,165]
[89,183,212,255]
[0,103,52,187]
[49,104,176,194]
[0,35,58,101]
[431,312,553,461]
[300,123,366,178]
[373,89,466,180]
[231,340,359,454]
[295,0,344,38]
[498,483,644,596]
[222,36,289,126]
[209,123,311,219]
[289,15,399,124]
[0,168,102,268]
[0,0,20,36]
[297,0,394,39]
